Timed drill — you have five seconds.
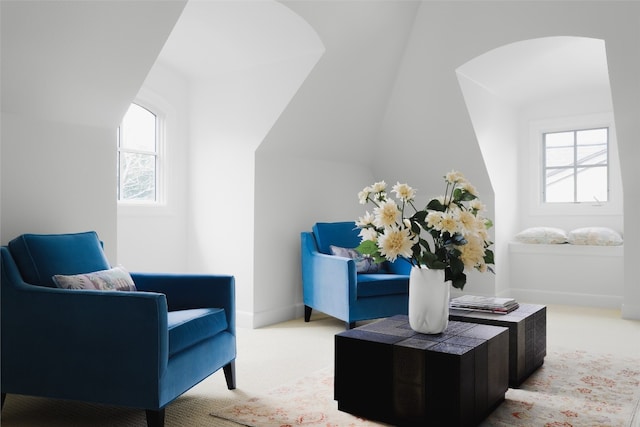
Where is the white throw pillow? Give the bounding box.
[514,227,568,244]
[568,227,623,246]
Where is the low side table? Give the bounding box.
[449,303,546,387]
[334,315,509,427]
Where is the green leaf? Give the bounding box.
[356,240,378,256]
[426,199,446,212]
[454,188,477,202]
[484,249,494,265]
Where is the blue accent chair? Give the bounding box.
[0,231,236,427]
[301,221,411,329]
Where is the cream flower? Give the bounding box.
[446,170,465,184]
[377,225,416,262]
[392,182,416,202]
[460,181,478,197]
[457,210,477,235]
[372,181,386,193]
[373,199,400,228]
[426,211,443,230]
[439,212,459,234]
[469,199,485,212]
[358,186,372,204]
[458,234,486,269]
[356,211,375,227]
[358,227,378,242]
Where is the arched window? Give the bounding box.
[117,103,160,202]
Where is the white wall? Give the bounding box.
[185,39,324,328]
[375,1,640,318]
[253,0,419,327]
[1,113,117,260]
[0,1,186,263]
[456,73,519,298]
[116,63,190,272]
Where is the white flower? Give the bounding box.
[460,181,478,197]
[457,234,486,270]
[392,182,416,202]
[358,227,379,242]
[469,199,485,212]
[373,199,400,228]
[439,212,459,234]
[358,186,372,204]
[377,225,416,262]
[426,211,443,230]
[457,210,477,236]
[372,181,386,193]
[356,211,375,227]
[446,170,465,184]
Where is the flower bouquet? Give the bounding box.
[356,171,494,290]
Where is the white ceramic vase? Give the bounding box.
[408,266,450,334]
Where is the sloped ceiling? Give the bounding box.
[257,0,421,162]
[457,36,611,109]
[0,0,187,127]
[157,0,324,79]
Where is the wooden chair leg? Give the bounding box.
[146,408,165,427]
[304,305,312,322]
[223,361,236,390]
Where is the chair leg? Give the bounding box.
[145,408,165,427]
[304,305,312,322]
[346,321,356,329]
[223,361,236,390]
[1,393,6,409]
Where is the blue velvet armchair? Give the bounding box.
[301,221,410,329]
[0,231,236,427]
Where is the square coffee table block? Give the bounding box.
[449,303,546,387]
[335,316,509,427]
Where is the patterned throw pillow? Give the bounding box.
[514,227,568,244]
[52,266,137,291]
[330,245,381,273]
[568,227,623,246]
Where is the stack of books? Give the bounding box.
[450,295,519,314]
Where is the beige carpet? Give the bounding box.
[2,305,640,427]
[210,349,640,427]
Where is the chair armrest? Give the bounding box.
[131,273,235,334]
[1,280,169,394]
[301,232,357,320]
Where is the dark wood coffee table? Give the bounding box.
[449,303,546,387]
[334,315,509,427]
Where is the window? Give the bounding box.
[543,127,608,204]
[117,103,159,202]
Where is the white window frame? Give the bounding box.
[117,89,170,214]
[528,112,622,216]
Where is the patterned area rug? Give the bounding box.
[211,349,640,427]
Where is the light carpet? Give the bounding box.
[211,349,640,427]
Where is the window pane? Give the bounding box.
[121,104,156,152]
[577,129,607,166]
[119,152,156,201]
[545,168,574,202]
[545,132,574,167]
[577,144,607,166]
[577,166,608,202]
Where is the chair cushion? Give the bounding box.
[167,308,228,357]
[8,231,111,288]
[356,274,409,298]
[312,222,360,255]
[52,266,137,291]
